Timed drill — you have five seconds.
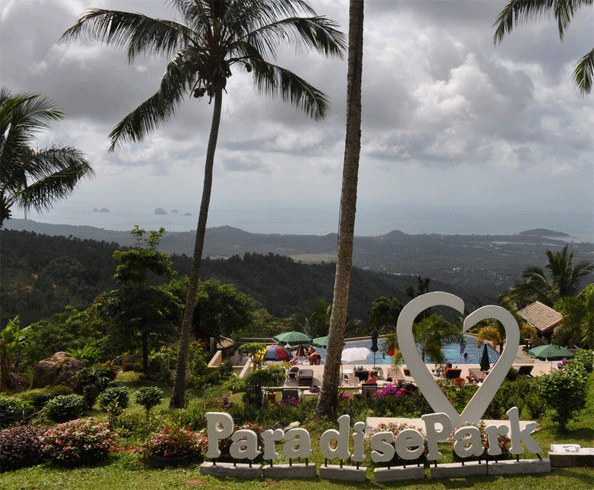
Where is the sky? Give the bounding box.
[1,0,593,238]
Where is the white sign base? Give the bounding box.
[374,465,425,482]
[261,463,316,479]
[319,464,367,482]
[430,461,488,479]
[200,461,260,479]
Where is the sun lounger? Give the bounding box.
[287,366,299,380]
[444,368,462,379]
[468,367,487,383]
[282,388,300,401]
[298,368,314,386]
[361,383,378,399]
[515,365,534,377]
[388,367,406,383]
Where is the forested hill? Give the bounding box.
[1,229,476,326]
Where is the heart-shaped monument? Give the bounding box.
[396,292,519,427]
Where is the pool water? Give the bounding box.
[313,336,500,365]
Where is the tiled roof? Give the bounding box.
[517,301,563,333]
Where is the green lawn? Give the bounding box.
[3,371,594,489]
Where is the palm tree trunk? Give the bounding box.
[315,0,364,418]
[170,90,223,408]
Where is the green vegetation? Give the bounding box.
[0,89,94,228]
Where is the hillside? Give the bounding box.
[5,219,592,300]
[1,229,477,327]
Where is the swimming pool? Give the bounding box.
[313,336,500,365]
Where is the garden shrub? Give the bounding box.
[83,384,100,409]
[142,426,207,464]
[99,385,129,411]
[134,387,163,413]
[538,359,587,431]
[572,350,593,373]
[0,426,44,472]
[167,400,207,431]
[41,418,116,467]
[43,394,86,423]
[0,397,23,429]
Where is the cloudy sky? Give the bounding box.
[1,0,593,237]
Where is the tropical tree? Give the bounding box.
[475,321,536,353]
[500,245,593,309]
[100,227,179,375]
[0,317,28,392]
[553,284,594,349]
[0,89,94,227]
[63,0,345,409]
[494,0,593,95]
[316,0,364,418]
[368,296,403,332]
[413,314,463,365]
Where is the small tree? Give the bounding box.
[0,317,27,392]
[538,359,588,431]
[134,387,163,418]
[101,227,179,375]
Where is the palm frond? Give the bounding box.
[249,56,329,120]
[573,47,594,95]
[108,51,196,149]
[61,9,192,62]
[240,16,346,60]
[10,146,94,213]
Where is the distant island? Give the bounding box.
[93,208,110,213]
[519,228,570,238]
[184,212,192,216]
[154,208,167,215]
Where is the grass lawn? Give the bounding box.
[3,371,594,489]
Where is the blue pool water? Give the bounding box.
[314,336,500,365]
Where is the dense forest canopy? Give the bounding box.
[1,229,478,327]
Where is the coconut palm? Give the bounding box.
[494,0,593,95]
[316,0,364,417]
[62,0,345,408]
[0,89,94,228]
[500,245,593,309]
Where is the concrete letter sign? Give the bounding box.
[397,292,520,426]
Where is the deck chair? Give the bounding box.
[298,369,314,386]
[361,383,378,399]
[281,388,300,401]
[515,365,534,377]
[445,368,462,379]
[287,366,299,380]
[468,367,487,383]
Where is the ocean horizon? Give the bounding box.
[9,201,593,244]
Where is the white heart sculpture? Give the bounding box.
[396,292,519,426]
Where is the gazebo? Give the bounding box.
[517,301,563,342]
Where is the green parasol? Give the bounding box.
[273,331,312,346]
[528,344,574,361]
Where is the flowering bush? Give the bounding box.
[454,377,465,387]
[450,422,510,461]
[280,396,299,407]
[369,422,427,466]
[142,426,206,461]
[41,418,116,467]
[0,426,44,472]
[374,384,405,400]
[219,395,233,410]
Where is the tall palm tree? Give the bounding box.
[494,0,593,95]
[501,245,593,309]
[316,0,364,418]
[0,89,94,228]
[62,0,345,408]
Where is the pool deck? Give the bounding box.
[274,343,555,390]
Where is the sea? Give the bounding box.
[9,201,594,243]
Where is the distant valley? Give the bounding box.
[5,219,593,301]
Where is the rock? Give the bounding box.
[155,208,167,215]
[33,352,85,389]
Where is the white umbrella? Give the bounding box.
[341,347,372,364]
